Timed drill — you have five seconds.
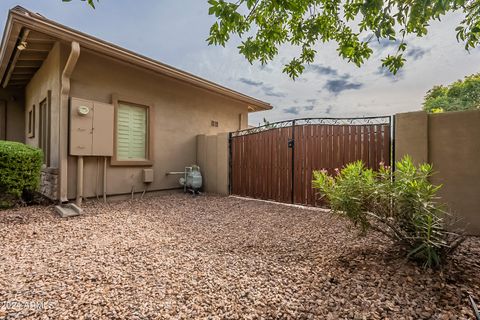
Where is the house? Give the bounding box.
[0,6,271,203]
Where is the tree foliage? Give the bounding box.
[62,0,98,9]
[312,157,464,268]
[67,0,480,79]
[206,0,480,79]
[423,73,480,113]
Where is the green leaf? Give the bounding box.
[206,0,476,79]
[62,0,97,9]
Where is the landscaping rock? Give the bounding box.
[0,193,478,319]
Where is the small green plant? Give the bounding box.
[313,156,464,268]
[0,141,43,207]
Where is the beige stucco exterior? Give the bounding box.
[25,42,62,167]
[0,88,24,142]
[394,111,428,165]
[64,47,249,199]
[395,110,480,235]
[0,6,271,203]
[196,132,230,195]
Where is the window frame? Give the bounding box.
[39,91,51,166]
[27,105,35,138]
[111,94,154,166]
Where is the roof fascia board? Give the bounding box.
[0,15,22,82]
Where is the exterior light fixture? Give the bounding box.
[17,41,27,51]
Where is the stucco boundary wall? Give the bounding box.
[395,110,480,235]
[196,133,229,196]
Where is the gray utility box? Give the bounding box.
[143,169,154,183]
[70,97,114,156]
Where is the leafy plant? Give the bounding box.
[207,0,480,79]
[312,156,464,268]
[0,141,43,207]
[423,73,480,113]
[313,162,376,233]
[62,0,98,9]
[66,0,480,78]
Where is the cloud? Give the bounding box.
[283,107,300,115]
[259,64,273,72]
[283,104,314,114]
[302,99,317,111]
[367,37,429,61]
[376,66,405,82]
[262,85,286,97]
[323,79,364,94]
[239,78,286,97]
[366,37,400,50]
[405,47,429,60]
[305,64,339,76]
[239,78,263,87]
[325,105,333,114]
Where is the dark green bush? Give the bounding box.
[313,156,464,268]
[0,141,43,207]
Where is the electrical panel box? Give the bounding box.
[70,97,114,156]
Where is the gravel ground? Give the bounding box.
[0,193,479,319]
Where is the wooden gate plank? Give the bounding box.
[375,124,382,169]
[383,124,391,166]
[348,126,354,164]
[286,126,293,203]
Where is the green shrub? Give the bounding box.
[0,141,43,207]
[313,156,464,268]
[313,162,377,233]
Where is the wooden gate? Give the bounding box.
[229,117,392,206]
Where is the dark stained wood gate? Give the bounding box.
[229,117,392,206]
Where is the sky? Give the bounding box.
[1,0,479,125]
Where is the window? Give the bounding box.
[112,97,153,166]
[39,93,51,166]
[27,106,35,138]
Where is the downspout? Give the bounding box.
[58,41,80,203]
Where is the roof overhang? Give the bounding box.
[0,24,57,89]
[0,6,272,112]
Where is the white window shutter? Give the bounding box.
[117,103,147,160]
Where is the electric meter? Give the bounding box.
[77,105,90,116]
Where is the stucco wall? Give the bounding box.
[196,133,229,195]
[25,41,62,168]
[395,110,480,235]
[394,111,428,165]
[0,88,24,142]
[67,48,248,199]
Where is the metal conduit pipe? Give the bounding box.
[75,156,83,206]
[103,157,107,203]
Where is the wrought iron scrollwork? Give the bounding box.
[231,116,392,137]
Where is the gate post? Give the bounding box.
[291,120,296,204]
[228,132,232,195]
[391,115,395,173]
